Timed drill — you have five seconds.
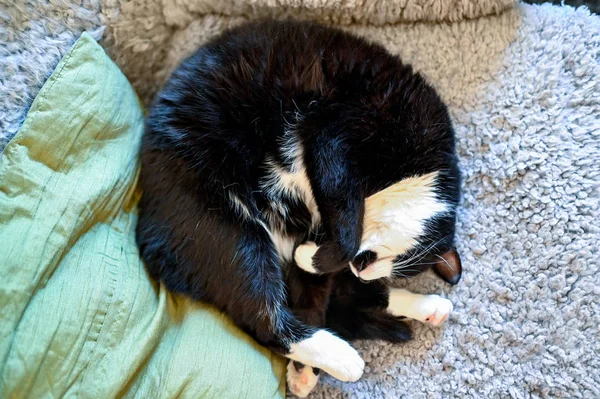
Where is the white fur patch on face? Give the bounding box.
[294,241,319,273]
[287,361,320,398]
[387,289,453,326]
[356,257,395,281]
[358,171,450,278]
[288,330,364,382]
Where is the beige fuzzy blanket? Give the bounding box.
[101,0,516,105]
[2,0,599,397]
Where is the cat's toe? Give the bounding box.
[422,296,453,326]
[287,361,320,398]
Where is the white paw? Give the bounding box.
[294,242,319,274]
[288,330,365,382]
[287,361,320,398]
[327,345,364,382]
[417,295,453,326]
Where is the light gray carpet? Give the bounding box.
[524,0,599,14]
[1,1,599,398]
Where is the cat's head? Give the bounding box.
[301,59,462,283]
[342,77,462,284]
[349,170,462,284]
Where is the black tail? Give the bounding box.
[326,308,411,343]
[324,270,411,343]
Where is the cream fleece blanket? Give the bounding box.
[2,0,599,397]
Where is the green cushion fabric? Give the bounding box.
[0,32,285,398]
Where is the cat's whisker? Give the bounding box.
[393,261,438,268]
[392,233,452,268]
[391,269,420,276]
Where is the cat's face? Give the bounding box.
[349,171,461,283]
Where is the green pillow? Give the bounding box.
[0,32,285,398]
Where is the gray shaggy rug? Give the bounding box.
[1,0,599,398]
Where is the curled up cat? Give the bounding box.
[136,19,462,397]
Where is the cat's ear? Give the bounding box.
[432,248,462,285]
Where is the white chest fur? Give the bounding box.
[259,132,321,261]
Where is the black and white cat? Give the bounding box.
[136,19,462,397]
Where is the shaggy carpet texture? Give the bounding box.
[525,0,600,14]
[1,1,599,398]
[0,0,104,150]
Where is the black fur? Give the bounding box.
[136,19,460,362]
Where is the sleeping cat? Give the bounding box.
[136,19,462,397]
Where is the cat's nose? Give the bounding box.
[351,259,366,272]
[351,250,378,272]
[351,257,368,272]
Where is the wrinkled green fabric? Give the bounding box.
[0,32,285,399]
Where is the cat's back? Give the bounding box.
[171,20,388,98]
[144,20,397,151]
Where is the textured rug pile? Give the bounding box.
[1,0,599,397]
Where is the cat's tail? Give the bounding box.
[326,308,412,343]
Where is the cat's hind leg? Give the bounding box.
[387,289,453,326]
[140,214,364,382]
[221,220,364,382]
[135,154,363,381]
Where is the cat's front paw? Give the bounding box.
[288,330,365,382]
[287,361,320,398]
[419,295,453,326]
[294,242,319,274]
